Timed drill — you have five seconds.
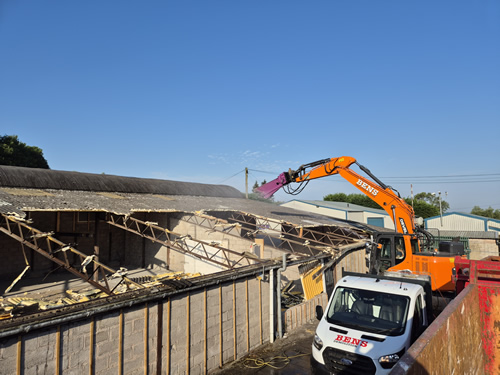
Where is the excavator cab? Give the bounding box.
[371,233,415,274]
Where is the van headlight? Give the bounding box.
[313,334,323,351]
[378,349,405,369]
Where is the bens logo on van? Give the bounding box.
[334,335,368,348]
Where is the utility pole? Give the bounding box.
[438,191,443,227]
[245,167,248,199]
[411,184,414,208]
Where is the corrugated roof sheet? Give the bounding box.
[426,229,498,239]
[0,165,242,198]
[0,166,355,227]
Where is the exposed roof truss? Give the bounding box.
[106,213,264,269]
[0,214,144,296]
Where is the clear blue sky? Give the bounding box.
[1,1,499,213]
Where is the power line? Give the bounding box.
[247,168,281,175]
[382,179,500,184]
[219,169,245,184]
[224,168,500,186]
[381,173,500,179]
[246,168,500,184]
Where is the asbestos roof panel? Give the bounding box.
[0,165,242,198]
[0,166,360,227]
[0,187,350,226]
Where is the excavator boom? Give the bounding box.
[256,156,416,234]
[256,156,458,292]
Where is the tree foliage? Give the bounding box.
[404,198,439,219]
[471,206,500,219]
[323,193,383,210]
[249,180,274,202]
[323,192,449,219]
[0,135,49,169]
[412,192,449,213]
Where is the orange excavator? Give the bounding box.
[256,156,459,292]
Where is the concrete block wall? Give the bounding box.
[169,215,257,274]
[0,273,273,375]
[284,293,328,332]
[0,235,29,278]
[469,238,499,260]
[124,213,169,272]
[0,211,126,280]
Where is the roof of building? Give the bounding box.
[0,166,351,227]
[281,199,389,216]
[425,211,500,224]
[425,229,498,239]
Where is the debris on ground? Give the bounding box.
[0,271,202,318]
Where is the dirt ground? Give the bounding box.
[212,321,318,375]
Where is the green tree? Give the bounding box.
[471,206,500,219]
[249,180,274,202]
[323,191,447,219]
[405,198,439,219]
[413,192,449,213]
[0,135,49,169]
[323,193,382,210]
[324,193,348,203]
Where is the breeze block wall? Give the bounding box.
[0,269,273,375]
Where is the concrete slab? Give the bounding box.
[213,321,317,374]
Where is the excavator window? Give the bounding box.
[377,238,393,272]
[410,238,420,254]
[395,237,406,265]
[375,235,407,271]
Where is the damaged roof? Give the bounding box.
[0,165,348,227]
[0,165,242,197]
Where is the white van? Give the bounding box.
[311,272,433,374]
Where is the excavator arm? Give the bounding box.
[256,156,416,235]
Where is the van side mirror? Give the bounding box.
[315,305,324,321]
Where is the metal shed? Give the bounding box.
[425,212,500,232]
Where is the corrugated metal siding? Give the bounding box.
[348,212,365,222]
[282,201,347,220]
[427,215,486,231]
[426,229,498,239]
[281,201,395,230]
[488,219,500,232]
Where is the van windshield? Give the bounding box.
[326,286,410,336]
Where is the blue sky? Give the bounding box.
[1,1,499,213]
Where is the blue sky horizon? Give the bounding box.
[1,1,499,213]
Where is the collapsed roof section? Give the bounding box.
[0,165,372,319]
[0,166,354,229]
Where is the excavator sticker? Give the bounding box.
[399,218,409,234]
[356,179,379,196]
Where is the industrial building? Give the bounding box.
[280,200,499,260]
[280,199,393,229]
[0,166,369,374]
[425,212,500,260]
